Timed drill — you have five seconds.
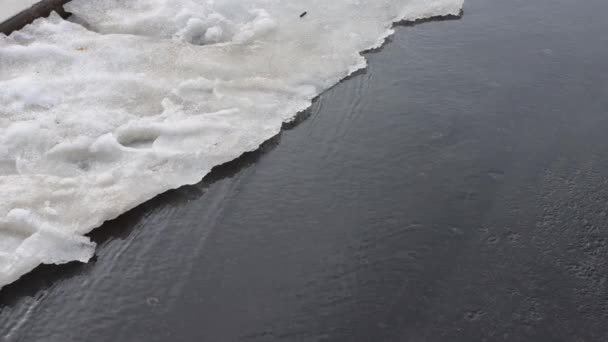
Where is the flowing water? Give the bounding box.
[2,0,608,341]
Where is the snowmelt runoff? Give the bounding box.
[0,0,463,288]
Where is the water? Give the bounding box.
[2,0,608,340]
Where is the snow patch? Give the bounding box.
[0,0,463,288]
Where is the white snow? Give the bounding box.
[0,0,463,288]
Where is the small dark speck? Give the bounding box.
[300,11,308,18]
[464,310,486,322]
[486,236,500,244]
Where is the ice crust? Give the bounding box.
[0,0,463,288]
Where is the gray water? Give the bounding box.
[2,0,608,341]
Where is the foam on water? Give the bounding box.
[0,0,463,288]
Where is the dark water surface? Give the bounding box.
[3,0,608,341]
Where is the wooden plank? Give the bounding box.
[1,0,41,23]
[0,0,71,35]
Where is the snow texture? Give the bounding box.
[0,0,463,288]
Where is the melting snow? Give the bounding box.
[0,0,463,288]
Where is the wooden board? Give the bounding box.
[0,0,70,35]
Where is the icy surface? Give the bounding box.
[0,0,463,288]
